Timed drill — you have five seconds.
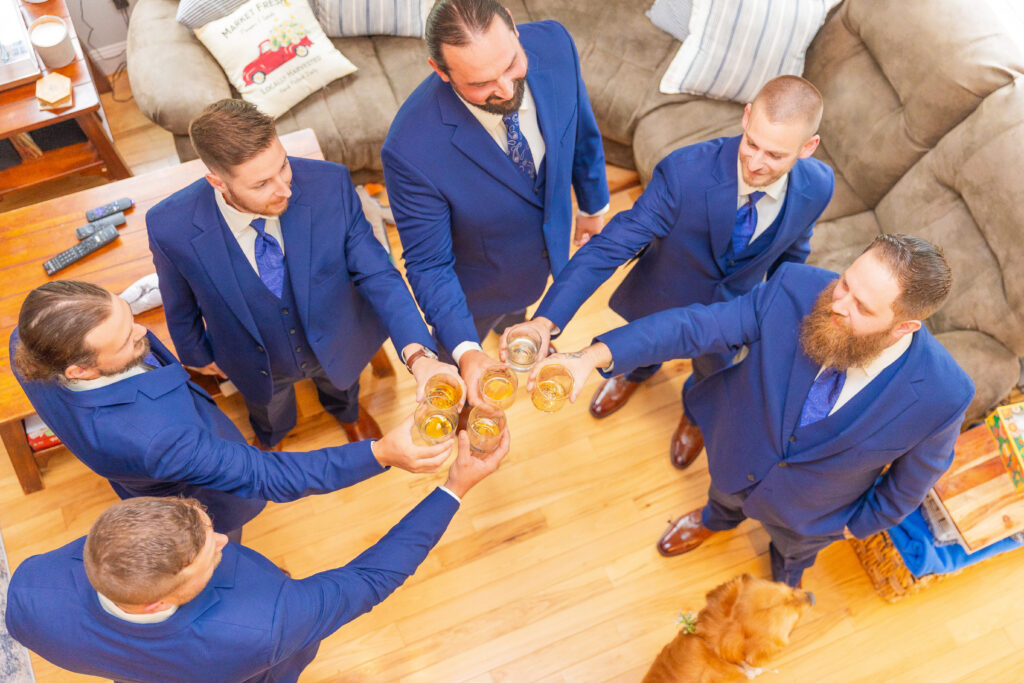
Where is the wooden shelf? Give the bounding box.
[0,139,104,194]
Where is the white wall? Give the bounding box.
[65,0,138,75]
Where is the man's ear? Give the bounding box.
[204,171,228,194]
[64,363,98,381]
[893,319,922,340]
[799,134,820,159]
[505,7,518,36]
[741,103,751,132]
[428,57,450,82]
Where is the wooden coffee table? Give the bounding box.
[0,0,130,195]
[0,128,324,494]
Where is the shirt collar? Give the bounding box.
[214,190,274,240]
[736,156,788,201]
[456,83,535,136]
[61,364,149,391]
[851,331,914,379]
[97,591,177,624]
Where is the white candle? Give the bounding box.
[29,16,75,69]
[30,21,67,48]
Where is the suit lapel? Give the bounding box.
[529,55,559,211]
[279,180,313,328]
[190,188,261,343]
[706,137,742,271]
[438,79,543,208]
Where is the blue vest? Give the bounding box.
[223,226,320,380]
[721,193,789,276]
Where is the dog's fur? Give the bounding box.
[642,574,814,683]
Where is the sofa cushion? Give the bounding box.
[646,0,693,43]
[658,0,841,103]
[311,0,434,37]
[804,0,1024,210]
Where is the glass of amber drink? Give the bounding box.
[468,404,506,454]
[424,373,462,409]
[413,401,458,445]
[479,364,517,409]
[506,328,542,372]
[531,364,573,413]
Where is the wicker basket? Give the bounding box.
[847,531,961,603]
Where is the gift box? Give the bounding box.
[988,403,1024,489]
[23,414,61,452]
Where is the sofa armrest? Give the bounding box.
[126,0,231,136]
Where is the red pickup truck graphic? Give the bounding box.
[242,35,312,86]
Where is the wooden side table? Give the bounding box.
[0,0,130,196]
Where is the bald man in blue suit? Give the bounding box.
[536,235,973,586]
[382,0,609,403]
[502,76,834,469]
[6,430,507,683]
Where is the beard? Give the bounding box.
[799,282,898,370]
[222,188,289,217]
[100,336,152,377]
[462,76,527,116]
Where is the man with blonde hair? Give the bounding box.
[503,75,834,468]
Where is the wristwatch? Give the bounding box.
[404,346,438,373]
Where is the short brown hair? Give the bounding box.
[426,0,515,74]
[14,281,113,382]
[751,75,824,137]
[83,497,209,605]
[863,233,953,320]
[189,99,277,174]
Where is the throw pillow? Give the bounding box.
[646,0,693,44]
[310,0,436,37]
[659,0,841,103]
[176,0,248,30]
[193,0,357,119]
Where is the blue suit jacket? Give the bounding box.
[381,21,610,353]
[596,264,974,538]
[147,158,434,405]
[6,488,459,683]
[11,331,387,534]
[536,136,834,329]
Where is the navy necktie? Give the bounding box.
[798,367,847,427]
[250,217,285,298]
[731,191,766,255]
[502,111,537,181]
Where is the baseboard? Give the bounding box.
[86,40,127,75]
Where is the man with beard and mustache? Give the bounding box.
[147,99,462,449]
[500,75,834,470]
[11,281,461,542]
[381,0,609,404]
[529,234,974,586]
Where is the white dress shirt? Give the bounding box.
[736,157,789,247]
[825,332,913,415]
[62,364,150,391]
[214,190,285,273]
[97,592,176,624]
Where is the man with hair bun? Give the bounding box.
[6,430,506,682]
[502,75,834,469]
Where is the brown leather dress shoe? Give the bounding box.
[657,508,715,557]
[589,374,640,418]
[670,414,705,470]
[340,407,383,442]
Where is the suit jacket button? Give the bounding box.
[260,370,269,376]
[778,462,789,468]
[256,346,265,353]
[747,473,755,482]
[789,435,797,442]
[541,250,548,258]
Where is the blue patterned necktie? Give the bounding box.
[250,217,285,298]
[731,191,766,255]
[798,367,847,427]
[502,111,537,181]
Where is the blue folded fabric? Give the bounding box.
[889,507,1024,578]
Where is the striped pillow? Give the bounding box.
[659,0,841,103]
[646,0,694,43]
[310,0,436,37]
[176,0,248,29]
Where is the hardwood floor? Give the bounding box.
[1,91,1022,683]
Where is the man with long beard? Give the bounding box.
[381,0,609,404]
[529,234,974,586]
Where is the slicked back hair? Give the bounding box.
[189,99,277,175]
[14,281,113,381]
[863,233,953,321]
[83,497,209,605]
[426,0,515,74]
[751,75,824,138]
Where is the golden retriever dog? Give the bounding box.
[642,574,815,683]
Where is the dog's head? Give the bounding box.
[698,574,814,667]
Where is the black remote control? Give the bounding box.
[75,212,126,240]
[43,225,121,275]
[85,197,133,222]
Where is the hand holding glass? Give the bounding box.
[424,373,463,409]
[468,404,506,454]
[414,401,458,445]
[531,363,573,413]
[479,364,517,409]
[505,327,542,372]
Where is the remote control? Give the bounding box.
[43,225,120,275]
[85,197,133,222]
[75,212,126,240]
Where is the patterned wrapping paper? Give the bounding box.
[987,402,1024,489]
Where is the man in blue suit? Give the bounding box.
[11,281,456,541]
[532,235,974,586]
[502,76,834,468]
[6,428,508,682]
[381,0,610,402]
[148,99,460,448]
